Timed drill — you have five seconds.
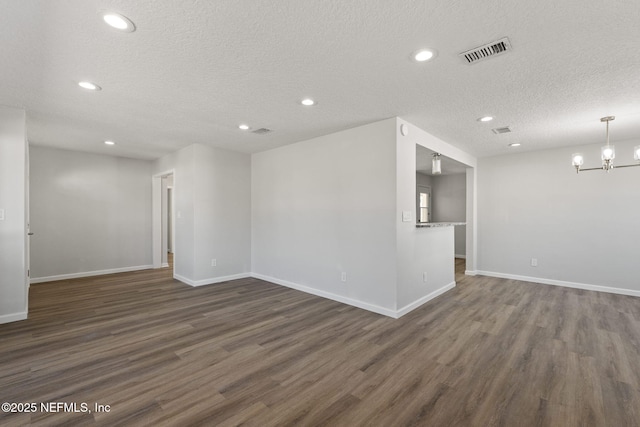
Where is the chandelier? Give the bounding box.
[572,116,640,173]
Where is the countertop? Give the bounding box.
[415,222,466,228]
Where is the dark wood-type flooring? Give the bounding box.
[2,257,640,426]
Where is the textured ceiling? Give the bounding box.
[2,0,640,160]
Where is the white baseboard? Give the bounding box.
[161,263,169,268]
[250,273,398,318]
[396,281,456,318]
[30,265,154,284]
[455,254,466,259]
[465,270,477,276]
[476,270,640,298]
[0,311,27,324]
[174,273,251,287]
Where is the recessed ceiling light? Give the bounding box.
[509,143,521,147]
[78,81,101,91]
[104,140,116,145]
[477,116,494,122]
[100,11,136,32]
[412,49,437,62]
[238,124,250,130]
[301,98,315,106]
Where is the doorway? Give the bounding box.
[152,170,175,273]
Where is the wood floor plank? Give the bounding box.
[1,257,640,426]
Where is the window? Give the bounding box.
[417,186,431,223]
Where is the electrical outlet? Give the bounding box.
[211,259,217,267]
[531,258,538,267]
[341,272,347,282]
[423,272,428,282]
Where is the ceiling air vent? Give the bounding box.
[251,128,273,135]
[459,37,512,64]
[492,126,511,134]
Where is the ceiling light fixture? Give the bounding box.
[301,98,315,106]
[572,116,640,173]
[413,49,436,62]
[100,11,136,32]
[432,153,442,175]
[78,81,101,91]
[104,140,116,145]
[509,143,521,147]
[238,124,250,130]
[478,116,494,122]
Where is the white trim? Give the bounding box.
[30,265,153,284]
[174,273,251,287]
[250,273,398,318]
[161,263,169,268]
[455,254,466,259]
[476,270,640,298]
[465,270,478,276]
[0,311,27,324]
[396,281,456,318]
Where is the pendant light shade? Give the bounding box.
[432,153,442,175]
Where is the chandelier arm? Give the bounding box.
[577,167,607,172]
[611,163,640,169]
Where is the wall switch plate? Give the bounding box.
[531,258,538,267]
[341,272,347,282]
[402,211,412,222]
[0,209,4,221]
[211,259,217,267]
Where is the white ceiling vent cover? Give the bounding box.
[460,37,512,64]
[492,126,512,134]
[251,128,273,135]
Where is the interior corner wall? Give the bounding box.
[477,139,640,293]
[154,145,196,280]
[0,106,28,323]
[154,144,251,285]
[29,146,153,281]
[251,119,398,314]
[192,144,251,282]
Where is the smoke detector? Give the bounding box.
[460,37,512,64]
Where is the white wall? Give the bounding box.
[192,144,251,282]
[154,145,195,279]
[0,106,28,323]
[416,173,432,188]
[252,118,476,317]
[477,139,640,294]
[153,143,251,285]
[29,146,153,281]
[396,118,462,312]
[252,119,398,313]
[431,173,466,257]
